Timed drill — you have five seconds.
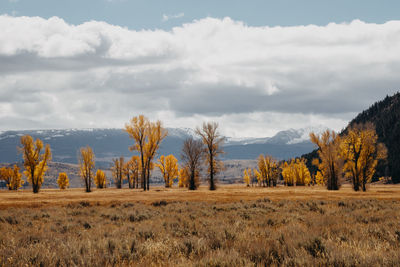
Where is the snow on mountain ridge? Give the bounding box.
[0,126,331,145]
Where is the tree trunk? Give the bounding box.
[141,151,145,190]
[33,183,39,194]
[189,169,196,190]
[209,152,215,190]
[146,168,150,191]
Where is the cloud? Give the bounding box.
[0,15,399,136]
[162,13,184,22]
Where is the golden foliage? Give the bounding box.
[340,123,387,191]
[243,168,251,187]
[281,161,295,186]
[255,154,279,187]
[282,158,312,186]
[196,122,224,190]
[112,157,125,189]
[144,120,168,189]
[310,130,342,190]
[125,115,167,191]
[157,155,179,188]
[124,156,140,189]
[178,167,190,188]
[57,172,69,189]
[19,135,52,193]
[0,165,24,190]
[79,146,95,193]
[94,169,107,189]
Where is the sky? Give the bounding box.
[0,0,399,137]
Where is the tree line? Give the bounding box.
[244,122,387,192]
[0,115,224,193]
[0,117,386,193]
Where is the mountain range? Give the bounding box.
[0,126,325,167]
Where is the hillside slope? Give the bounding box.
[348,92,400,183]
[303,92,400,183]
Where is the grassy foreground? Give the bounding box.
[0,185,400,266]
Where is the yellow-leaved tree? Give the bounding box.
[125,115,167,191]
[243,168,251,187]
[125,115,147,190]
[312,158,325,186]
[281,159,311,186]
[57,172,69,189]
[112,157,125,189]
[178,167,190,188]
[124,156,140,189]
[255,154,278,187]
[310,130,343,190]
[340,123,387,191]
[143,121,168,190]
[94,169,107,189]
[0,165,24,190]
[196,122,224,190]
[293,158,311,186]
[157,155,179,188]
[19,135,52,193]
[79,146,95,193]
[281,161,295,186]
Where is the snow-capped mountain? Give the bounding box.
[0,126,326,165]
[224,126,330,146]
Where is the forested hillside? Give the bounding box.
[303,92,400,183]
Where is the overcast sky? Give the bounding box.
[0,1,399,137]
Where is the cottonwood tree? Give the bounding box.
[125,115,167,191]
[0,167,12,190]
[243,168,251,187]
[340,123,387,191]
[251,168,257,186]
[19,135,52,193]
[181,138,203,190]
[196,122,224,190]
[125,115,147,190]
[157,155,179,188]
[79,146,95,193]
[310,130,343,190]
[0,165,24,190]
[178,167,190,188]
[94,169,107,189]
[143,121,168,190]
[112,157,125,189]
[124,156,140,189]
[281,159,311,186]
[311,158,325,186]
[281,161,295,186]
[57,172,69,189]
[255,154,278,187]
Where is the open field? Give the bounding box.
[1,185,400,266]
[1,184,400,208]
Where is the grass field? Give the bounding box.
[1,185,400,266]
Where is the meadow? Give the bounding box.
[0,185,400,266]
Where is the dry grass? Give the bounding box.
[0,185,400,266]
[1,184,400,208]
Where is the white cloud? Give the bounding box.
[162,12,184,22]
[0,15,399,136]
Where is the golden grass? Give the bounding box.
[1,184,400,208]
[1,185,400,266]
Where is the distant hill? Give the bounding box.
[0,127,323,167]
[303,92,400,183]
